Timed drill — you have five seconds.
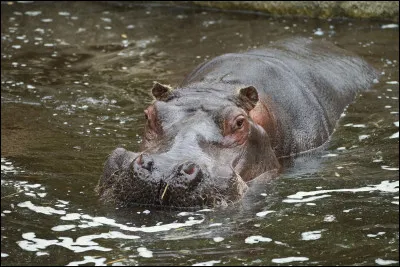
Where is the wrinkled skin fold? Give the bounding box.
[97,37,378,209]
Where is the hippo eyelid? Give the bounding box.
[235,117,245,129]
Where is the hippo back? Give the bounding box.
[180,37,378,156]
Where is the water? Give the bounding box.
[1,1,398,266]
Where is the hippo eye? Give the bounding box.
[233,116,246,131]
[222,113,248,146]
[236,118,244,129]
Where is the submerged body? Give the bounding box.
[97,37,378,209]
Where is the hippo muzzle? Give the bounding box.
[97,147,249,209]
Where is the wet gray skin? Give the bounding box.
[97,37,378,209]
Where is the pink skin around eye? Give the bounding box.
[222,114,249,147]
[143,105,163,142]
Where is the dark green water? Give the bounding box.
[1,1,398,266]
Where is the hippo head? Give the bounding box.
[97,82,280,209]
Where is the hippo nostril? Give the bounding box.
[135,154,154,172]
[178,162,203,187]
[144,161,154,172]
[182,163,196,175]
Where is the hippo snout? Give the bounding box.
[98,148,248,209]
[132,154,205,190]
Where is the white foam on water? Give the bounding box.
[1,158,19,174]
[314,28,324,36]
[24,192,36,198]
[25,11,42,16]
[283,194,331,203]
[41,18,53,23]
[137,247,153,258]
[78,222,103,229]
[18,232,58,252]
[323,215,336,222]
[101,17,112,23]
[58,11,70,16]
[1,253,9,257]
[18,231,140,253]
[35,252,49,256]
[197,208,213,212]
[24,184,41,188]
[381,166,399,171]
[17,201,66,215]
[381,24,399,29]
[245,235,272,244]
[2,159,50,200]
[256,210,275,217]
[66,256,107,266]
[385,81,398,84]
[322,153,338,157]
[389,132,399,139]
[375,258,399,265]
[271,257,309,263]
[367,232,385,238]
[301,230,324,240]
[344,123,366,128]
[283,180,399,203]
[193,260,221,266]
[51,225,76,232]
[274,241,289,246]
[34,28,45,34]
[67,213,206,233]
[61,213,81,221]
[359,135,370,141]
[213,237,224,242]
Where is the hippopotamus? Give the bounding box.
[96,37,378,209]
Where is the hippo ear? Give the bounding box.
[152,82,174,101]
[237,86,259,111]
